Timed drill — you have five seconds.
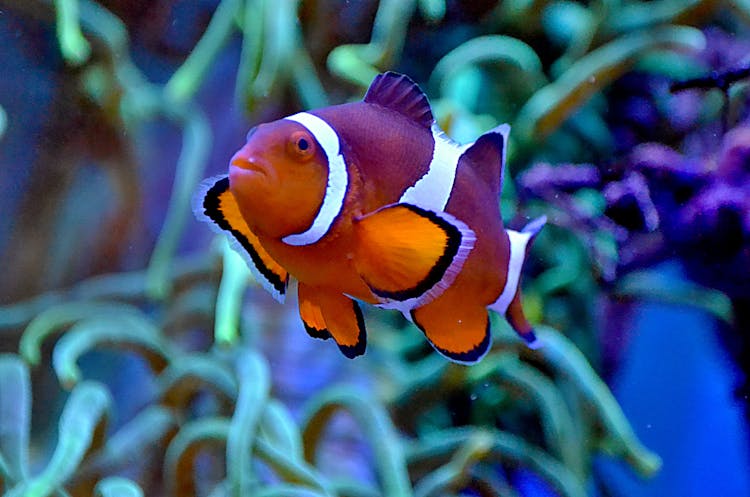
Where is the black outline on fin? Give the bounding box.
[523,329,538,345]
[356,203,463,302]
[364,72,434,129]
[411,310,492,365]
[303,323,332,341]
[299,293,366,358]
[336,301,367,359]
[299,286,332,340]
[196,176,288,297]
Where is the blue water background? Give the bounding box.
[597,266,750,496]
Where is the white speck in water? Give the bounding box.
[470,394,477,401]
[589,76,596,84]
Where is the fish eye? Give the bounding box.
[288,131,315,160]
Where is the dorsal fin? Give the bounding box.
[363,72,434,129]
[459,124,510,196]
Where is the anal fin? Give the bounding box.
[411,288,492,365]
[353,203,475,308]
[297,284,366,358]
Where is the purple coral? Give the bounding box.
[603,171,659,233]
[527,126,750,296]
[626,126,750,298]
[674,129,750,298]
[717,126,750,183]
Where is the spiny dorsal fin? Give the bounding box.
[460,124,510,196]
[363,72,434,129]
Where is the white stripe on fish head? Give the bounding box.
[282,112,349,246]
[399,124,468,212]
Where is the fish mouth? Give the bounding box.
[230,156,268,178]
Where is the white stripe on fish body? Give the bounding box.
[489,229,532,315]
[399,124,469,211]
[384,125,472,312]
[282,112,349,246]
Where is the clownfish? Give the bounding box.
[194,72,545,364]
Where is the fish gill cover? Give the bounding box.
[1,0,748,496]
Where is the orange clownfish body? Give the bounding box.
[195,72,545,364]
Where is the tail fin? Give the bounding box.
[489,216,546,348]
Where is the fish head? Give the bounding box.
[229,120,329,238]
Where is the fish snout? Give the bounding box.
[230,151,269,178]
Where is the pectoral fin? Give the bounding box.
[298,285,331,341]
[353,203,475,308]
[297,284,366,358]
[193,176,289,301]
